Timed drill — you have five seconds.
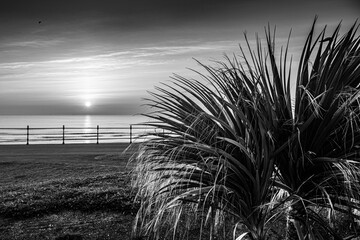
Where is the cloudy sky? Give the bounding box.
[0,0,359,115]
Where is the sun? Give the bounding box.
[84,101,92,108]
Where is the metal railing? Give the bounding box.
[0,125,155,145]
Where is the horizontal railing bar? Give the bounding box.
[0,128,28,130]
[0,126,154,129]
[63,127,130,130]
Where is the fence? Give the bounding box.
[0,125,155,145]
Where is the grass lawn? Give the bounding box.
[1,143,357,240]
[0,143,139,240]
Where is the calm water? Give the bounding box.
[0,115,151,145]
[0,115,147,128]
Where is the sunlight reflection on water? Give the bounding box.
[83,115,92,144]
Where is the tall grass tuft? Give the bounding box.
[131,18,360,240]
[274,19,360,239]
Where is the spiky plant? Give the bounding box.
[131,18,360,240]
[273,20,360,239]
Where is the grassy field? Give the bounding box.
[0,143,139,240]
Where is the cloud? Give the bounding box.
[0,40,240,72]
[134,42,235,57]
[5,39,64,48]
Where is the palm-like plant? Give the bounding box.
[132,58,280,240]
[131,18,360,240]
[274,20,360,239]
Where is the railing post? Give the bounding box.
[26,125,29,145]
[130,124,132,144]
[62,125,65,144]
[97,125,99,144]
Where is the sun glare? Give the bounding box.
[85,101,92,108]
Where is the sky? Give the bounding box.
[0,0,359,115]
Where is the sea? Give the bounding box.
[0,115,151,145]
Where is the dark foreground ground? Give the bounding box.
[0,143,139,240]
[2,144,358,240]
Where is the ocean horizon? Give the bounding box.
[0,115,150,145]
[0,114,148,128]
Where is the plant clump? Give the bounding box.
[132,18,360,240]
